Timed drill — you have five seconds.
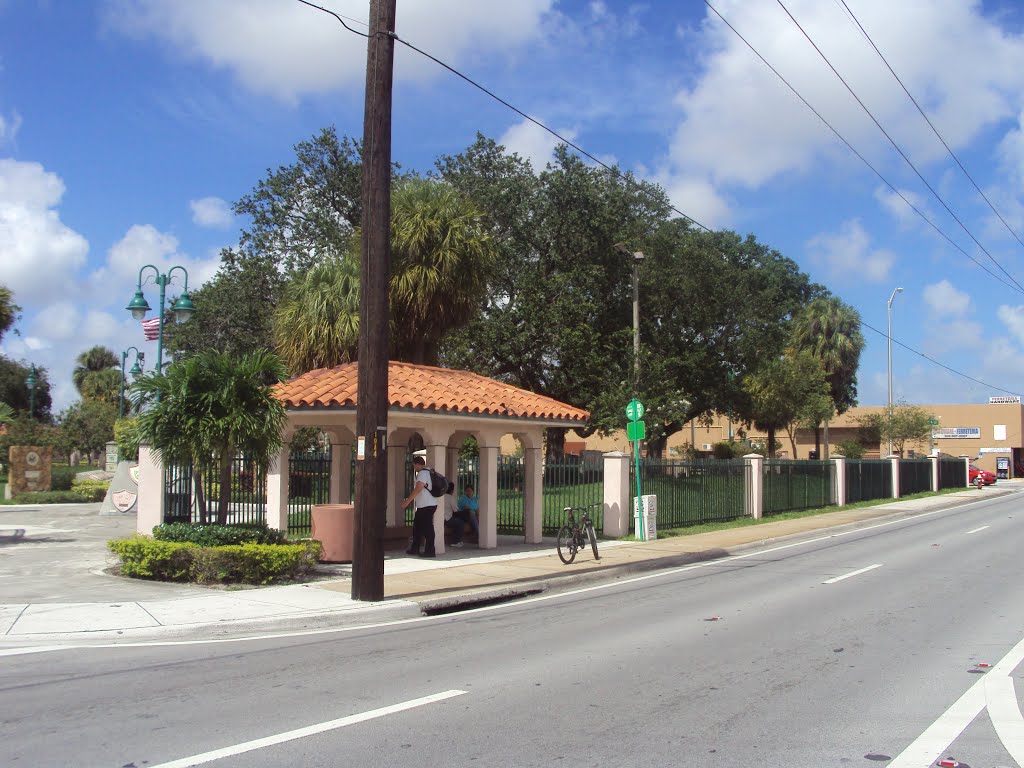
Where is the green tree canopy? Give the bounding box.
[133,350,289,524]
[0,357,52,421]
[0,286,20,344]
[72,345,120,402]
[857,403,936,457]
[790,296,864,414]
[59,400,118,461]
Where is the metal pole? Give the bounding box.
[156,274,168,379]
[119,352,127,419]
[632,257,639,389]
[886,287,902,457]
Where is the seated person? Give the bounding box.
[442,482,465,547]
[457,484,481,543]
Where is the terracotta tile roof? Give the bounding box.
[275,361,590,423]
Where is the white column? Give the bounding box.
[602,451,631,537]
[961,455,971,488]
[928,455,940,492]
[744,454,763,520]
[330,442,352,504]
[478,444,499,549]
[832,457,847,507]
[890,456,901,498]
[266,443,290,533]
[523,446,544,544]
[387,448,406,526]
[426,444,447,555]
[136,444,164,535]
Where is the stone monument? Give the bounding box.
[8,446,53,496]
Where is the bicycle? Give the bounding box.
[556,505,600,564]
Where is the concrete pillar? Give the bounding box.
[832,456,847,507]
[478,444,499,549]
[889,456,901,498]
[602,451,631,537]
[330,442,352,504]
[744,454,763,520]
[387,448,406,526]
[928,455,940,492]
[961,455,971,488]
[523,446,543,544]
[266,443,291,533]
[426,444,447,555]
[136,444,164,535]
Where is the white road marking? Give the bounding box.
[887,633,1024,767]
[966,525,990,534]
[145,689,467,768]
[985,676,1024,765]
[0,490,1015,655]
[822,563,883,584]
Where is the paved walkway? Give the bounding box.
[0,485,1017,646]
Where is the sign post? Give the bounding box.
[626,398,646,539]
[928,418,939,455]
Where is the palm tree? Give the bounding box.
[72,346,120,400]
[389,178,493,364]
[273,255,361,374]
[790,297,865,458]
[78,368,123,406]
[134,350,289,525]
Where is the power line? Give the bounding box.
[775,0,1024,293]
[702,0,1023,295]
[837,0,1024,254]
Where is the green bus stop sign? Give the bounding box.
[627,420,646,441]
[626,399,645,422]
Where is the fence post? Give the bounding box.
[928,455,939,492]
[136,443,164,535]
[832,456,846,506]
[266,443,291,533]
[744,454,763,519]
[889,455,901,498]
[602,451,631,537]
[960,455,971,488]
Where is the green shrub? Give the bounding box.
[72,479,110,502]
[152,522,288,547]
[835,440,866,459]
[108,537,321,584]
[51,465,76,491]
[11,490,92,504]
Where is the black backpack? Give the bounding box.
[427,468,447,498]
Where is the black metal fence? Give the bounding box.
[632,458,747,529]
[938,457,966,489]
[287,450,332,537]
[844,459,892,504]
[762,459,835,515]
[899,459,932,496]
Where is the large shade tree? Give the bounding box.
[134,350,289,525]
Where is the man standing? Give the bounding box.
[402,455,436,557]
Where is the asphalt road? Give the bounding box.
[3,491,1024,768]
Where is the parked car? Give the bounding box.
[969,465,997,486]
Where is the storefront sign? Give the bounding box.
[979,447,1012,453]
[932,427,981,439]
[989,396,1021,404]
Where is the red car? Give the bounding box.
[969,465,996,486]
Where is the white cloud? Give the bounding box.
[806,219,894,283]
[874,185,933,229]
[653,173,732,230]
[189,196,233,228]
[29,301,79,340]
[923,279,971,317]
[998,304,1024,346]
[0,110,22,144]
[499,118,577,170]
[103,0,554,101]
[0,159,89,302]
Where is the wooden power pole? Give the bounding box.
[352,0,396,601]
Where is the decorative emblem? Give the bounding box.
[112,489,137,513]
[129,466,141,485]
[25,451,39,467]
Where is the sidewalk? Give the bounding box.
[0,486,1017,646]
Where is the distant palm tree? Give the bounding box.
[134,350,289,525]
[0,401,13,425]
[73,346,120,400]
[791,297,864,458]
[273,256,361,375]
[389,179,493,364]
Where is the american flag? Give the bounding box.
[142,318,161,341]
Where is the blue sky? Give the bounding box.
[3,0,1024,413]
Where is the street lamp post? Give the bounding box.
[886,287,904,457]
[125,265,195,393]
[25,365,37,419]
[118,348,145,419]
[615,244,645,389]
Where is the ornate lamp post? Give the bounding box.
[125,265,194,388]
[25,365,37,419]
[118,348,145,419]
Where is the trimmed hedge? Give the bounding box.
[152,522,288,547]
[108,536,322,584]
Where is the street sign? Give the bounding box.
[928,419,940,425]
[626,399,645,422]
[626,420,646,441]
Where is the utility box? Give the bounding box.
[633,494,657,541]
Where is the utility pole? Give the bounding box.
[352,0,396,602]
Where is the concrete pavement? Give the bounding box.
[0,484,1018,645]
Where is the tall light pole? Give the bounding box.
[118,348,145,419]
[886,286,904,457]
[25,365,37,420]
[615,243,644,389]
[125,265,194,394]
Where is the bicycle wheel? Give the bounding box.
[557,525,577,564]
[587,522,600,561]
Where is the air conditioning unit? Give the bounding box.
[701,443,713,451]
